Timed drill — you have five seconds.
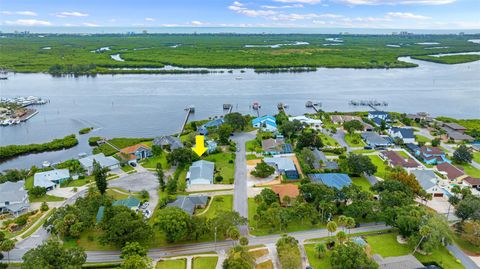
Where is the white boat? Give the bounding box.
[42,161,51,168]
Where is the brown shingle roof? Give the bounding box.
[464,177,480,186]
[271,184,299,202]
[382,151,419,168]
[436,162,465,180]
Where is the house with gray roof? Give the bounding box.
[410,169,444,197]
[153,136,184,150]
[187,160,214,185]
[373,254,424,269]
[361,132,393,148]
[79,153,120,175]
[388,127,415,144]
[312,149,339,170]
[264,157,299,179]
[34,169,70,190]
[167,195,209,215]
[0,180,29,216]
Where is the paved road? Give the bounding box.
[231,131,256,236]
[447,244,480,269]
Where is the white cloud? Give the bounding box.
[4,19,51,26]
[270,13,344,21]
[190,20,204,26]
[261,4,304,9]
[145,17,155,22]
[82,22,99,27]
[386,12,430,19]
[56,11,89,18]
[337,0,455,5]
[1,11,37,16]
[273,0,322,3]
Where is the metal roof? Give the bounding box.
[189,160,214,182]
[308,173,352,189]
[34,169,70,188]
[0,180,27,204]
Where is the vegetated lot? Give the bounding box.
[141,154,169,169]
[2,34,480,74]
[0,134,78,161]
[453,231,480,255]
[368,155,389,178]
[250,248,269,259]
[196,195,233,218]
[344,133,365,147]
[415,135,431,144]
[351,176,372,193]
[318,133,340,147]
[412,54,480,64]
[192,256,218,269]
[256,260,274,269]
[473,152,480,164]
[248,198,325,236]
[246,140,263,153]
[305,243,332,269]
[204,152,235,184]
[92,137,152,156]
[365,232,463,269]
[156,259,186,269]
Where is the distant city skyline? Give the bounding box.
[0,0,479,30]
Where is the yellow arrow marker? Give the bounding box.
[192,135,207,157]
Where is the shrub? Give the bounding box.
[28,186,47,198]
[40,202,49,212]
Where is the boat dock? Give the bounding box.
[178,105,195,137]
[306,100,322,113]
[223,104,233,114]
[349,100,388,111]
[277,102,288,112]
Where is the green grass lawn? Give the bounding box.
[120,165,135,173]
[25,176,34,189]
[351,176,372,193]
[351,149,376,154]
[192,256,218,269]
[106,188,143,201]
[247,154,263,160]
[197,195,233,218]
[61,176,93,188]
[305,243,332,269]
[344,133,365,147]
[29,194,66,203]
[319,133,340,147]
[248,198,326,236]
[246,140,263,153]
[141,154,169,169]
[473,152,480,164]
[453,232,480,255]
[456,163,480,178]
[156,259,187,269]
[366,232,463,269]
[396,150,410,159]
[415,135,431,144]
[368,155,389,178]
[204,152,235,184]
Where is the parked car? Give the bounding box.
[143,210,152,218]
[141,202,150,209]
[364,146,373,150]
[130,162,137,167]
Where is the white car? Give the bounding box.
[143,210,152,218]
[141,202,150,209]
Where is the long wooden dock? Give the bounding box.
[178,106,195,137]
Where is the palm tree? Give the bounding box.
[336,231,347,244]
[314,243,326,258]
[326,221,337,237]
[345,217,356,235]
[1,239,15,263]
[337,215,347,232]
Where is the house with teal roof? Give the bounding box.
[113,196,141,210]
[252,115,277,132]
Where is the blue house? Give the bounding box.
[198,118,224,135]
[252,115,277,132]
[206,140,217,153]
[308,173,352,189]
[367,111,391,122]
[416,146,450,165]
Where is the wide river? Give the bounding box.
[1,57,479,171]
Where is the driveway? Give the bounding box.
[231,131,256,235]
[109,171,159,213]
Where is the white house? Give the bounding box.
[187,160,215,185]
[34,169,70,191]
[79,153,120,175]
[367,111,391,121]
[288,115,322,129]
[0,181,29,216]
[410,169,444,197]
[388,127,415,144]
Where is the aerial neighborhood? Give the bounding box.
[0,106,480,269]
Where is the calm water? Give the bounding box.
[1,57,479,170]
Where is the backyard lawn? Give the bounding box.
[204,152,235,184]
[351,149,376,154]
[365,232,463,269]
[473,152,480,164]
[196,195,233,218]
[141,154,169,169]
[319,133,340,147]
[192,256,218,269]
[344,133,365,147]
[368,155,389,178]
[415,135,431,144]
[305,243,332,269]
[396,150,410,159]
[456,163,480,178]
[29,194,66,203]
[156,259,186,269]
[61,176,93,187]
[351,176,372,193]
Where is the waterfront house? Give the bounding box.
[167,195,208,215]
[361,132,393,148]
[388,127,415,144]
[198,118,224,135]
[381,150,420,169]
[187,160,214,185]
[34,169,70,190]
[288,115,322,129]
[330,115,362,124]
[271,184,299,206]
[153,136,184,150]
[252,115,277,132]
[261,138,292,155]
[367,111,391,122]
[79,153,120,175]
[442,122,467,133]
[436,162,466,181]
[441,122,473,142]
[373,254,424,269]
[410,169,443,197]
[308,173,352,189]
[416,146,449,165]
[118,143,152,163]
[406,112,432,122]
[312,149,339,170]
[264,157,299,179]
[113,196,141,210]
[0,181,29,216]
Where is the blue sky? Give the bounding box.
[0,0,479,29]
